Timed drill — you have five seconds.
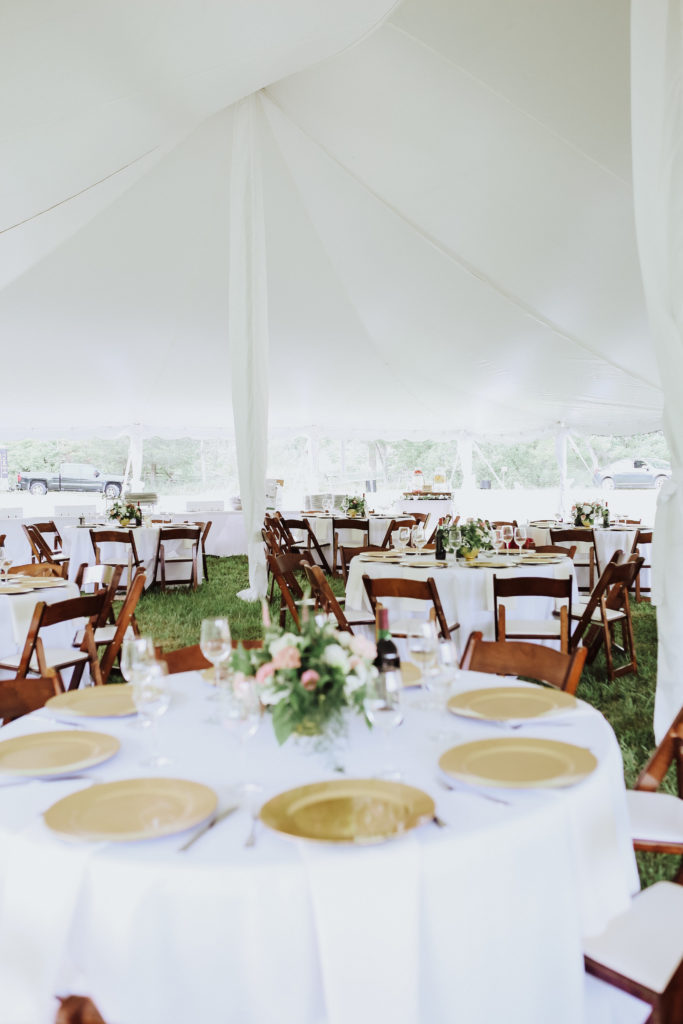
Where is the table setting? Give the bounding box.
[0,614,639,1024]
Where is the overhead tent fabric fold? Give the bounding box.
[631,0,683,741]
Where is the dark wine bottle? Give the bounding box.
[435,517,446,560]
[374,606,400,671]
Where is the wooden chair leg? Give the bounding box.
[559,606,568,654]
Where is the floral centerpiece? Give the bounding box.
[342,494,366,518]
[230,616,377,744]
[108,500,140,526]
[572,501,606,527]
[457,518,493,560]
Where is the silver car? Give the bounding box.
[594,457,671,489]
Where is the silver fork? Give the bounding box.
[436,776,511,806]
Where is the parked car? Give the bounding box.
[593,457,671,489]
[16,462,124,498]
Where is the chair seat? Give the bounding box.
[503,619,563,637]
[583,973,652,1024]
[0,648,88,671]
[626,789,683,844]
[571,603,625,624]
[583,881,683,995]
[74,624,119,646]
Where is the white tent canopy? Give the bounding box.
[0,0,660,439]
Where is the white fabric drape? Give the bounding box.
[631,0,683,739]
[555,427,568,520]
[228,95,269,600]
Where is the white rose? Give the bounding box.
[323,644,350,671]
[344,673,362,693]
[349,635,376,661]
[269,633,299,657]
[260,686,287,706]
[336,631,353,649]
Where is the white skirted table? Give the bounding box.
[0,577,80,679]
[527,522,652,591]
[0,669,638,1024]
[62,527,205,589]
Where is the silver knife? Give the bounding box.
[179,804,239,852]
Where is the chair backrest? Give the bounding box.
[201,520,212,547]
[90,529,140,568]
[74,563,124,626]
[99,569,147,684]
[493,573,573,650]
[362,573,452,638]
[339,544,382,583]
[158,526,201,544]
[634,705,683,795]
[302,562,353,632]
[32,520,63,550]
[267,551,314,628]
[15,591,107,680]
[491,520,518,528]
[549,527,599,591]
[630,528,653,599]
[569,554,644,649]
[10,562,66,578]
[332,518,370,574]
[279,516,332,574]
[159,639,264,674]
[0,676,62,721]
[535,543,578,559]
[631,529,653,551]
[380,517,418,549]
[23,523,56,563]
[459,631,588,694]
[21,523,42,562]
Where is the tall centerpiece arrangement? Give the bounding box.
[572,501,606,527]
[457,518,493,560]
[108,500,141,526]
[342,495,367,518]
[230,616,377,745]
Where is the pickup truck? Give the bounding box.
[16,463,124,498]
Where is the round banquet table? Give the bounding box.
[303,514,417,550]
[345,553,578,649]
[62,526,205,589]
[527,523,652,592]
[0,670,638,1024]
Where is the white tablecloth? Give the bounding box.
[0,669,638,1024]
[346,555,578,652]
[0,580,81,680]
[528,524,652,591]
[62,527,205,589]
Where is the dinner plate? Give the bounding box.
[46,685,137,718]
[17,579,69,589]
[438,738,596,788]
[464,560,518,569]
[519,555,564,565]
[399,559,447,568]
[0,586,33,595]
[260,779,435,844]
[447,686,577,722]
[0,731,120,777]
[44,777,217,842]
[401,661,421,686]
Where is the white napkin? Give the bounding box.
[300,836,421,1024]
[0,801,104,1023]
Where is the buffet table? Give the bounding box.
[0,670,638,1024]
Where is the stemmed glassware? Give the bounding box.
[131,660,172,767]
[492,529,505,558]
[407,620,439,707]
[120,636,159,733]
[363,668,404,779]
[411,525,427,552]
[394,526,411,554]
[200,617,232,684]
[501,525,514,553]
[216,674,261,790]
[514,525,527,552]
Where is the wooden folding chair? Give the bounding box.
[493,574,573,653]
[303,563,374,633]
[362,574,459,640]
[99,569,146,684]
[22,522,42,563]
[32,520,63,553]
[74,563,124,627]
[200,520,212,582]
[584,881,683,1024]
[55,994,109,1024]
[277,516,332,575]
[379,518,419,549]
[0,591,106,690]
[0,675,62,723]
[23,524,70,572]
[90,529,142,590]
[339,544,383,584]
[630,529,653,603]
[159,639,264,674]
[535,543,577,559]
[625,703,683,884]
[549,527,599,594]
[332,517,370,577]
[267,551,314,629]
[152,526,202,590]
[459,631,587,694]
[569,555,644,681]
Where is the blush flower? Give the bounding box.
[300,669,320,691]
[272,645,301,670]
[255,661,275,685]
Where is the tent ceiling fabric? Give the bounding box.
[0,0,660,439]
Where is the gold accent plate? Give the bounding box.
[464,560,518,569]
[401,661,421,686]
[519,554,564,564]
[44,777,218,842]
[46,685,137,718]
[0,731,120,777]
[398,559,447,568]
[260,779,435,844]
[447,686,577,722]
[8,577,68,589]
[439,738,596,789]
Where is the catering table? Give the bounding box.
[0,670,638,1024]
[62,526,205,589]
[528,522,652,591]
[346,553,578,648]
[0,577,80,680]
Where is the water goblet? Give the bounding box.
[514,525,527,552]
[132,660,172,767]
[395,526,411,554]
[407,620,439,707]
[200,617,232,712]
[501,525,514,553]
[492,529,505,558]
[216,674,261,789]
[363,668,403,778]
[411,526,427,552]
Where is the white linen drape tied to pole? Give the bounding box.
[228,94,269,601]
[631,0,683,740]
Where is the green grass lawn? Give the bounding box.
[134,556,677,887]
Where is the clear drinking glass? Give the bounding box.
[131,660,172,767]
[492,529,505,557]
[411,526,427,552]
[514,525,527,551]
[363,668,404,778]
[501,525,514,552]
[407,620,439,708]
[120,636,156,685]
[216,674,261,788]
[200,617,232,685]
[395,526,411,553]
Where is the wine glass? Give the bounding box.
[0,547,11,581]
[407,620,439,707]
[514,525,527,552]
[217,674,261,788]
[394,526,411,553]
[131,660,172,767]
[411,525,427,552]
[501,525,514,553]
[363,668,404,778]
[492,529,505,558]
[200,617,232,685]
[120,636,156,685]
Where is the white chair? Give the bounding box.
[583,881,683,1023]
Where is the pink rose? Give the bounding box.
[272,645,301,670]
[255,661,276,684]
[300,669,320,691]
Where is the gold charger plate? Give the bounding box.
[465,560,517,569]
[439,738,596,789]
[0,586,33,595]
[46,685,137,718]
[401,661,421,686]
[0,731,120,777]
[11,578,68,589]
[260,779,435,844]
[399,559,447,569]
[447,686,577,722]
[44,777,217,842]
[519,555,564,565]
